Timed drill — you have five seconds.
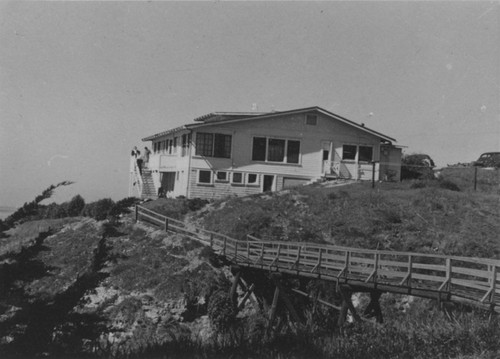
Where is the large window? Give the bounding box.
[358,146,373,162]
[195,132,232,158]
[342,145,357,161]
[341,145,374,162]
[252,137,301,164]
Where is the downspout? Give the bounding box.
[186,130,193,199]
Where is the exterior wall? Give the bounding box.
[189,112,382,180]
[146,130,192,198]
[379,145,402,181]
[144,111,393,199]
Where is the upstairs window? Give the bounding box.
[252,137,301,164]
[181,134,191,157]
[195,132,232,158]
[268,139,286,162]
[252,137,267,161]
[306,114,317,125]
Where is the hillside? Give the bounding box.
[1,173,499,358]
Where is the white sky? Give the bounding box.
[1,1,499,207]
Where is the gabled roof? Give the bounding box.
[142,106,396,143]
[193,112,268,123]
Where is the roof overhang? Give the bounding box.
[141,106,397,144]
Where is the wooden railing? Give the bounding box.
[136,205,500,313]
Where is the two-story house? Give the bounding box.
[130,106,402,199]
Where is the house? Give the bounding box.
[130,106,402,199]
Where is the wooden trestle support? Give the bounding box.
[229,265,385,334]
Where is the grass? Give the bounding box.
[195,179,500,259]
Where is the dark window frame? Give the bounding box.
[198,170,212,184]
[358,146,373,163]
[252,136,301,164]
[195,132,232,158]
[342,145,357,161]
[305,114,317,125]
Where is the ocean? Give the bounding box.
[0,207,16,220]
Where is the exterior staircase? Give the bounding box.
[140,170,157,199]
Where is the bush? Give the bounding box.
[401,154,435,180]
[438,179,461,192]
[67,195,85,216]
[82,198,115,220]
[207,290,236,332]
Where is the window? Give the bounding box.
[286,140,300,164]
[173,137,178,153]
[195,132,232,158]
[252,137,267,161]
[306,114,317,125]
[196,133,213,157]
[252,137,301,164]
[232,172,243,184]
[216,171,228,181]
[247,173,258,185]
[198,170,212,184]
[342,145,357,161]
[268,139,286,162]
[181,134,191,157]
[359,146,373,162]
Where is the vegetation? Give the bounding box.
[1,175,499,358]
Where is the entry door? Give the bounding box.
[161,172,176,193]
[263,175,274,192]
[321,141,333,174]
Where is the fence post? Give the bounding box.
[135,205,138,222]
[474,166,478,191]
[372,161,376,188]
[164,217,168,232]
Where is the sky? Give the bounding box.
[1,1,499,208]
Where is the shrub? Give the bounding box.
[67,195,85,216]
[82,198,115,220]
[410,181,427,189]
[438,179,461,192]
[401,154,435,180]
[207,290,236,332]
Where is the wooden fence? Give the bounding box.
[136,205,500,313]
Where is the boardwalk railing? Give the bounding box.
[136,205,500,313]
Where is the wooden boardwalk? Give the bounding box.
[136,205,500,314]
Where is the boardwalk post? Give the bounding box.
[363,291,383,323]
[164,217,168,232]
[272,276,302,325]
[210,233,214,248]
[234,242,238,260]
[267,284,280,333]
[135,205,138,222]
[223,237,227,256]
[229,267,241,310]
[338,285,361,328]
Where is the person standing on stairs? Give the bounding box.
[132,146,143,176]
[143,147,151,169]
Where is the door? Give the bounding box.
[321,141,333,174]
[160,172,176,196]
[263,175,274,192]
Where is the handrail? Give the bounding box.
[135,205,500,312]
